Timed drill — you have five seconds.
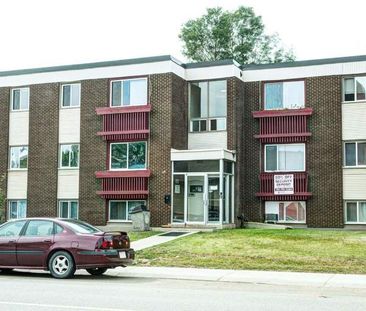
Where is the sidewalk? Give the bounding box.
[131,231,196,251]
[110,266,366,289]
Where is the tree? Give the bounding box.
[179,7,295,65]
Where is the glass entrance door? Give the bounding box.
[208,176,220,222]
[187,175,205,223]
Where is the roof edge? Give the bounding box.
[242,54,366,71]
[0,55,176,77]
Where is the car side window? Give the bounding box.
[0,221,26,237]
[54,224,64,234]
[24,220,54,237]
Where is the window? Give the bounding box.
[111,78,147,107]
[11,88,29,111]
[265,201,306,223]
[265,144,305,172]
[61,84,80,107]
[59,201,78,219]
[109,200,146,221]
[10,146,28,169]
[264,81,304,110]
[189,80,227,132]
[0,220,26,237]
[110,141,146,170]
[343,77,366,102]
[344,142,366,167]
[60,144,79,168]
[8,200,27,219]
[62,219,101,234]
[24,220,54,236]
[345,201,366,223]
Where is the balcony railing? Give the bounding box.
[95,169,151,199]
[256,172,312,201]
[96,104,151,141]
[252,108,313,143]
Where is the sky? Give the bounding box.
[0,0,365,71]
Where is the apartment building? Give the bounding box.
[0,54,365,229]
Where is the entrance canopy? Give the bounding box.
[171,148,236,162]
[170,149,236,226]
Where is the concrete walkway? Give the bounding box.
[131,231,197,251]
[109,266,366,289]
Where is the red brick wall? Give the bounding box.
[0,88,10,222]
[149,73,187,226]
[27,83,59,217]
[79,79,108,225]
[306,76,343,228]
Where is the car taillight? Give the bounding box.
[96,238,113,249]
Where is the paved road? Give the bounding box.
[0,270,365,311]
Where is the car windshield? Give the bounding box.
[62,219,101,234]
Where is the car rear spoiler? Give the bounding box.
[95,231,128,236]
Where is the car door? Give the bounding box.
[16,220,54,267]
[0,220,27,267]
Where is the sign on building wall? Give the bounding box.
[274,174,294,195]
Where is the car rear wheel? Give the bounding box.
[48,251,75,279]
[0,268,13,273]
[86,268,108,276]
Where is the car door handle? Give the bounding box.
[8,240,16,243]
[43,239,52,243]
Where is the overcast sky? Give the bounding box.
[0,0,365,71]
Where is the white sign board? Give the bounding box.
[274,174,294,195]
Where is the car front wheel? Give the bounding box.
[48,251,75,279]
[86,268,108,276]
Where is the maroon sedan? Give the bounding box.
[0,218,134,279]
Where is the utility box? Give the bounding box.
[130,205,150,231]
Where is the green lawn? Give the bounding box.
[135,229,366,274]
[129,230,162,241]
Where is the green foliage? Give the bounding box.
[179,6,295,65]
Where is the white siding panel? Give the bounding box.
[8,111,29,145]
[342,103,366,140]
[7,171,28,199]
[57,170,79,199]
[59,108,81,143]
[343,168,366,199]
[188,132,227,150]
[244,61,366,82]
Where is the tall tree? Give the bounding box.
[179,7,295,65]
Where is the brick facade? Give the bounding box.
[27,83,59,217]
[242,81,262,222]
[149,73,187,226]
[79,79,108,225]
[306,76,343,228]
[227,77,246,224]
[0,88,10,222]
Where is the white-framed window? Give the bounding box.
[111,78,148,107]
[11,87,29,111]
[264,81,304,110]
[343,77,366,102]
[59,200,78,219]
[265,144,305,172]
[110,141,146,170]
[189,80,227,132]
[60,144,79,168]
[61,84,81,108]
[265,201,306,223]
[9,146,28,170]
[8,200,27,219]
[344,142,366,167]
[109,200,146,221]
[345,201,366,223]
